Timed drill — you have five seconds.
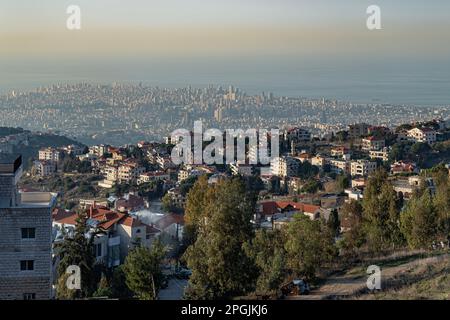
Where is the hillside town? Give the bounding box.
[1,114,450,300]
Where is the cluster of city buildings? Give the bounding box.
[1,84,449,145]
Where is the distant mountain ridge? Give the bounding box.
[0,127,86,168]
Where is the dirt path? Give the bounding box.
[287,254,449,300]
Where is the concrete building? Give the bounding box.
[230,163,254,176]
[369,148,390,162]
[348,123,370,138]
[362,137,385,151]
[38,148,61,162]
[33,160,56,177]
[407,128,437,144]
[271,156,299,178]
[0,154,57,300]
[329,159,350,174]
[139,171,170,185]
[350,160,377,177]
[284,127,311,142]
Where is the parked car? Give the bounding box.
[281,279,310,296]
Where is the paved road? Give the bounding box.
[158,278,188,300]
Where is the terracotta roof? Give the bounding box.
[119,215,146,228]
[154,214,185,230]
[52,208,78,226]
[260,201,320,215]
[116,194,145,211]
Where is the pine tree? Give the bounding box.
[55,211,97,298]
[362,169,404,251]
[122,240,166,300]
[401,190,438,249]
[432,171,450,243]
[340,200,365,254]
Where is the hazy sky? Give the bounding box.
[1,0,450,103]
[1,0,450,58]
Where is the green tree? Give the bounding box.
[362,170,404,251]
[433,173,450,242]
[56,272,78,300]
[183,178,256,299]
[301,178,322,194]
[93,273,112,298]
[55,211,97,298]
[122,241,166,300]
[340,200,365,254]
[285,214,337,280]
[244,229,286,296]
[400,190,438,249]
[326,209,340,238]
[161,193,177,212]
[110,265,134,299]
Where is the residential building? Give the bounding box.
[284,127,311,142]
[311,155,326,168]
[117,163,145,184]
[38,148,61,162]
[407,127,437,144]
[390,161,418,175]
[33,160,56,177]
[138,171,170,185]
[350,160,377,177]
[348,123,370,138]
[369,148,390,161]
[329,159,349,174]
[362,137,385,151]
[271,156,299,178]
[0,154,57,300]
[230,163,254,176]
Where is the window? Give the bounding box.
[23,293,36,300]
[21,228,36,239]
[20,260,34,271]
[136,228,141,234]
[95,243,102,257]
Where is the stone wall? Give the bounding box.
[0,206,52,300]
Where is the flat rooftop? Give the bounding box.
[18,192,58,208]
[0,153,22,174]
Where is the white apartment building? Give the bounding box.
[361,137,385,151]
[230,163,254,177]
[350,160,377,177]
[329,159,349,174]
[138,171,170,185]
[407,128,437,144]
[369,148,390,161]
[33,160,56,177]
[118,164,146,184]
[38,148,61,162]
[271,156,299,177]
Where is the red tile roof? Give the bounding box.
[52,208,78,225]
[154,214,185,230]
[260,201,320,215]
